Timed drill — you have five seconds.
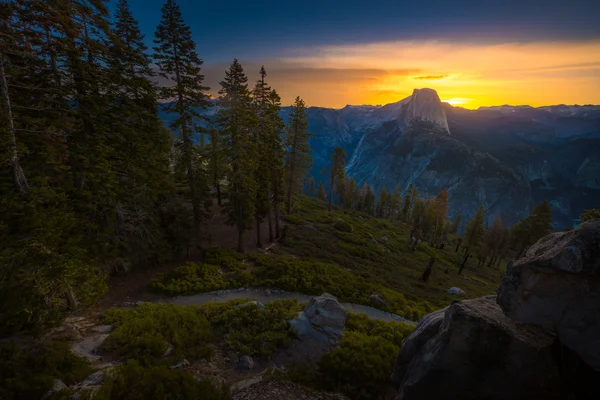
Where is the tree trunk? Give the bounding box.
[256,213,262,248]
[275,201,281,238]
[237,228,244,253]
[459,251,470,275]
[216,181,221,206]
[66,287,78,310]
[286,162,296,214]
[1,55,29,196]
[328,175,334,212]
[455,238,462,252]
[268,211,274,242]
[422,257,436,282]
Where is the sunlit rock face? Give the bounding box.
[402,88,450,134]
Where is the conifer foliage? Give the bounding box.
[284,96,312,214]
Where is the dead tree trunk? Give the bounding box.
[1,55,29,195]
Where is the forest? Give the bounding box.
[1,0,597,337]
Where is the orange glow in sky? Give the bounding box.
[246,39,600,109]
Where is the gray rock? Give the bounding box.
[381,235,389,243]
[238,355,254,370]
[303,293,347,341]
[170,359,190,369]
[264,289,272,296]
[497,220,600,371]
[135,301,144,306]
[164,343,174,357]
[288,294,347,343]
[369,294,386,307]
[391,297,563,400]
[446,287,466,296]
[82,370,105,386]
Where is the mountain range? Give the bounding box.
[159,89,600,228]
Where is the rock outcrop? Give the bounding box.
[403,88,450,134]
[390,297,562,400]
[288,293,347,343]
[497,220,600,371]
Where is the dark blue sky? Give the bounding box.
[111,0,600,63]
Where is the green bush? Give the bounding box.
[199,299,301,357]
[345,313,414,346]
[333,219,353,232]
[318,331,399,400]
[93,360,228,400]
[284,214,307,225]
[0,340,93,400]
[149,261,251,296]
[100,303,214,365]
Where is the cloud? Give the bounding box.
[413,75,449,80]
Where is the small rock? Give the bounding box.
[369,294,386,307]
[447,287,466,296]
[82,370,105,386]
[170,359,190,369]
[381,235,389,243]
[237,301,265,310]
[91,325,112,334]
[164,343,174,357]
[135,301,144,306]
[46,379,67,397]
[264,289,272,296]
[238,355,254,370]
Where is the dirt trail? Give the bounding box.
[165,288,416,325]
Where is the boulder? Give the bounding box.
[170,359,190,369]
[238,355,254,370]
[446,287,466,296]
[497,220,600,371]
[369,294,386,307]
[288,294,347,343]
[391,297,563,400]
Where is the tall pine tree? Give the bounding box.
[217,59,257,252]
[284,96,312,214]
[154,0,210,229]
[328,146,346,211]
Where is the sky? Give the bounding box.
[111,0,600,109]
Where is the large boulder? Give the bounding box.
[391,297,564,400]
[497,220,600,371]
[288,293,346,343]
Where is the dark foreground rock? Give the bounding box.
[288,293,347,343]
[391,297,565,400]
[497,220,600,371]
[232,380,349,400]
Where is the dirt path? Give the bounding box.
[165,288,416,325]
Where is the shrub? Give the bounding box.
[318,331,399,400]
[333,219,353,232]
[199,299,300,357]
[100,303,214,365]
[345,313,414,346]
[93,360,228,400]
[284,214,307,225]
[0,340,93,400]
[149,261,251,296]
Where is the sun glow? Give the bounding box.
[266,39,600,108]
[443,98,471,106]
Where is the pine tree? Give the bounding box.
[364,185,376,216]
[217,59,257,252]
[510,200,553,257]
[432,188,448,245]
[401,184,418,222]
[208,127,226,205]
[309,178,316,197]
[154,0,210,227]
[284,96,312,214]
[451,213,463,233]
[266,90,285,239]
[376,186,388,218]
[317,181,327,201]
[328,146,346,211]
[459,205,485,275]
[252,66,272,247]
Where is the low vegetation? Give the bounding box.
[271,312,415,400]
[0,340,93,400]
